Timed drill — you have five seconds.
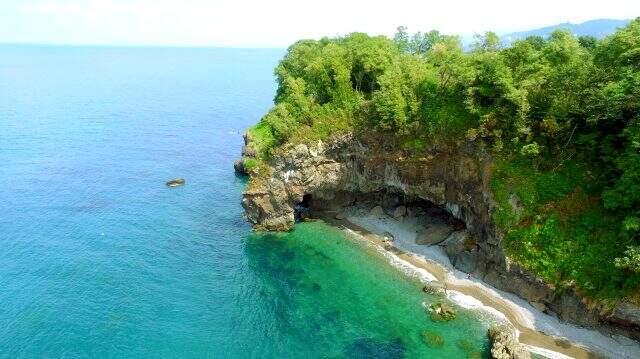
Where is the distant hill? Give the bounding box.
[501,19,632,43]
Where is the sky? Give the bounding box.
[0,0,638,48]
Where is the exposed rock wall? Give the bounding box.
[240,133,640,341]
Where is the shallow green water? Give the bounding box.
[244,221,492,358]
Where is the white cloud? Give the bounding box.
[1,0,638,47]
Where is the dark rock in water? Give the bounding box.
[335,212,346,220]
[166,178,185,187]
[382,231,395,241]
[421,330,445,348]
[487,325,531,359]
[322,310,341,323]
[234,159,247,175]
[456,338,477,353]
[345,338,405,359]
[428,302,457,322]
[422,283,446,295]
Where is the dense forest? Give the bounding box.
[246,19,640,301]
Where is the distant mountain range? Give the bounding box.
[501,19,632,43]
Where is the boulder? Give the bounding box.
[439,230,469,262]
[382,231,395,242]
[406,206,425,218]
[166,178,185,187]
[422,284,446,295]
[454,250,478,273]
[428,302,457,322]
[392,205,406,219]
[415,224,454,246]
[487,325,530,359]
[335,212,346,220]
[369,205,387,219]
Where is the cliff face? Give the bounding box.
[239,133,640,341]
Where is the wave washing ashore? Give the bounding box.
[318,208,640,359]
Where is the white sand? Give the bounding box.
[339,211,640,359]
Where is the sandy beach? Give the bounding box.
[320,209,640,359]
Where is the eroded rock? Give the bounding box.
[237,132,640,342]
[392,205,406,218]
[370,205,387,219]
[487,325,530,359]
[428,302,457,322]
[415,224,454,246]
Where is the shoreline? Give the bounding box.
[318,210,640,359]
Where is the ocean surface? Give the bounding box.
[0,45,493,358]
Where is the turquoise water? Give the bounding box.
[0,45,491,357]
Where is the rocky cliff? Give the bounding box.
[238,132,640,342]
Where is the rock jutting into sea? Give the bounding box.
[238,131,640,345]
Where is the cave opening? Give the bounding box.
[297,190,465,231]
[294,193,313,221]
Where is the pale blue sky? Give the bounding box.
[0,0,637,47]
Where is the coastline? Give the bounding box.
[318,210,640,359]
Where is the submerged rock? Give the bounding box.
[421,330,445,348]
[382,231,395,242]
[166,178,185,187]
[345,338,405,359]
[487,325,531,359]
[456,338,477,353]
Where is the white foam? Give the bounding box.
[446,290,509,323]
[343,227,438,283]
[343,226,509,325]
[338,213,640,359]
[525,345,574,359]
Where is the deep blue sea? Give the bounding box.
[0,45,492,358]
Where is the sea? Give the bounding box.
[0,44,493,358]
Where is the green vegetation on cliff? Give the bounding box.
[247,19,640,300]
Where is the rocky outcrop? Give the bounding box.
[166,178,185,187]
[487,325,531,359]
[239,132,640,341]
[234,133,258,176]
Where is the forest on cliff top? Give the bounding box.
[246,19,640,302]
